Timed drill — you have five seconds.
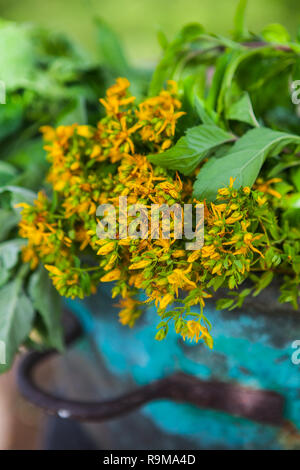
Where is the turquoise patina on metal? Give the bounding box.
[65,283,300,449]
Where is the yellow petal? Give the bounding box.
[97,241,115,255]
[129,259,152,270]
[100,268,121,282]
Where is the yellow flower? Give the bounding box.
[159,293,174,310]
[211,202,227,219]
[118,297,140,327]
[90,144,101,159]
[129,259,152,270]
[75,227,91,251]
[181,320,213,349]
[45,265,63,276]
[243,233,264,258]
[103,253,118,271]
[77,125,92,138]
[218,187,229,197]
[254,177,282,199]
[40,125,56,141]
[212,262,223,275]
[99,78,135,116]
[118,238,131,246]
[156,106,186,137]
[22,246,39,269]
[97,241,116,255]
[201,245,216,258]
[107,77,131,96]
[100,268,121,282]
[257,195,267,206]
[229,177,236,188]
[168,267,197,295]
[172,249,186,258]
[225,213,243,224]
[14,202,31,210]
[187,251,201,263]
[161,139,172,150]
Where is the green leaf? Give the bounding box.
[0,209,18,242]
[233,0,248,40]
[216,46,282,115]
[0,161,18,186]
[0,161,18,176]
[0,239,24,288]
[0,239,26,286]
[0,186,36,210]
[226,92,259,127]
[194,96,217,125]
[206,51,232,112]
[216,298,235,310]
[0,279,34,372]
[149,23,204,95]
[149,136,197,175]
[193,127,300,201]
[148,124,233,175]
[94,17,130,76]
[0,268,10,287]
[267,158,300,178]
[0,239,24,270]
[291,166,300,192]
[253,271,274,296]
[157,30,169,50]
[187,125,233,153]
[29,266,63,352]
[262,24,290,44]
[284,193,300,209]
[0,100,23,142]
[0,22,37,91]
[6,138,44,169]
[56,96,87,126]
[5,139,49,191]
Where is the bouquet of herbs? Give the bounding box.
[3,2,300,370]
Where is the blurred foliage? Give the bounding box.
[0,0,300,64]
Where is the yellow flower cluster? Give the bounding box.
[18,78,280,348]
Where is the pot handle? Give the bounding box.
[17,311,284,426]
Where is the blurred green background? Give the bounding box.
[0,0,299,64]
